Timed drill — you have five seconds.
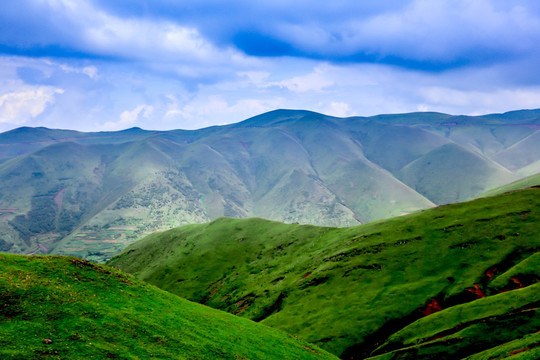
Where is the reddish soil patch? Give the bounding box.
[485,267,497,280]
[38,243,48,253]
[422,298,443,316]
[53,187,66,211]
[509,347,530,355]
[301,345,319,354]
[301,272,312,279]
[511,276,525,288]
[467,284,486,299]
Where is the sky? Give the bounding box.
[1,0,540,132]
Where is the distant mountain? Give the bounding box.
[1,109,539,261]
[0,254,336,360]
[109,187,540,359]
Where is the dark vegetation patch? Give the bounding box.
[324,244,386,262]
[393,236,422,246]
[231,293,257,315]
[475,210,531,223]
[449,241,477,249]
[200,278,225,305]
[0,238,13,252]
[437,223,463,233]
[424,303,540,343]
[252,291,288,322]
[0,289,23,318]
[343,264,382,277]
[349,232,382,242]
[299,276,330,289]
[341,305,427,359]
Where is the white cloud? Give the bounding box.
[354,0,540,61]
[43,0,257,72]
[237,71,271,86]
[0,87,64,124]
[164,94,284,129]
[267,65,335,92]
[101,104,154,130]
[54,62,98,79]
[418,86,540,114]
[324,102,353,117]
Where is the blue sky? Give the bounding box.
[1,0,540,131]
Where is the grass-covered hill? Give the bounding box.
[2,109,539,261]
[0,254,337,360]
[479,171,540,198]
[109,187,540,359]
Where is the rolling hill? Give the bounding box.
[0,253,337,360]
[1,109,539,261]
[109,187,540,359]
[479,171,540,198]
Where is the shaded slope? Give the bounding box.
[0,254,336,360]
[109,188,540,358]
[495,130,540,171]
[399,143,517,204]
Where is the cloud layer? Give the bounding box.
[1,0,540,131]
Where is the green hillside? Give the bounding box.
[480,172,540,198]
[109,188,540,359]
[495,130,540,171]
[1,109,539,261]
[0,254,336,360]
[399,143,517,204]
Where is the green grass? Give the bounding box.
[0,254,337,360]
[109,187,540,358]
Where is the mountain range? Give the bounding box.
[1,109,539,261]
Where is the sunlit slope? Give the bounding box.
[0,254,337,360]
[110,188,540,359]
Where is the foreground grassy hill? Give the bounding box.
[109,187,540,359]
[0,254,337,360]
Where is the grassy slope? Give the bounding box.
[495,130,540,171]
[480,172,540,198]
[0,254,336,360]
[399,143,517,204]
[109,188,540,359]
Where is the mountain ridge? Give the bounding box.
[0,108,538,261]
